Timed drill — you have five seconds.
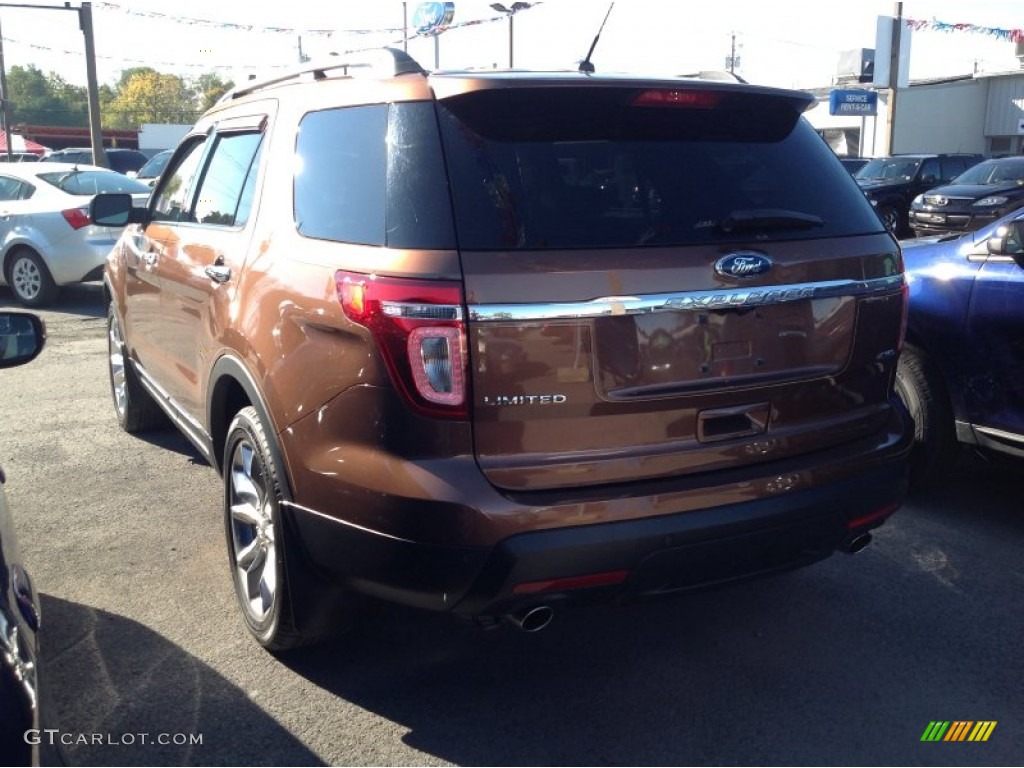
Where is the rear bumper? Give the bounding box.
[287,451,909,618]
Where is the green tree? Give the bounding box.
[5,65,89,127]
[104,70,200,129]
[192,72,234,114]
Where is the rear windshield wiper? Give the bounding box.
[716,209,826,234]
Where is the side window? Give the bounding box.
[0,176,29,201]
[191,132,264,227]
[151,138,208,223]
[940,159,964,181]
[919,158,941,182]
[295,105,387,246]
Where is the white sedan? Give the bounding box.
[0,162,151,306]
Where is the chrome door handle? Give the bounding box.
[205,265,232,283]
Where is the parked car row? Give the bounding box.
[42,147,149,176]
[854,153,984,237]
[0,163,151,306]
[908,156,1024,238]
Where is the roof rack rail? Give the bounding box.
[221,47,426,103]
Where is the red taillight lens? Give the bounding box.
[336,271,468,419]
[61,207,91,230]
[847,502,900,530]
[512,570,630,596]
[631,89,725,109]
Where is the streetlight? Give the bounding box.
[490,2,531,69]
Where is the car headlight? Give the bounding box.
[973,196,1008,207]
[911,194,924,207]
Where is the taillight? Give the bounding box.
[61,207,91,230]
[336,271,468,419]
[631,89,725,109]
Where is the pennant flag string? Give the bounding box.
[905,17,1024,44]
[4,3,544,74]
[93,1,396,36]
[92,1,542,39]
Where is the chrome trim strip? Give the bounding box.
[973,424,1024,446]
[281,501,414,543]
[134,362,216,464]
[468,275,904,322]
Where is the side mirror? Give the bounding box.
[90,193,147,226]
[920,174,938,185]
[0,312,46,368]
[987,221,1024,267]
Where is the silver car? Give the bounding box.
[0,162,151,306]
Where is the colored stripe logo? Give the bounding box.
[921,721,997,742]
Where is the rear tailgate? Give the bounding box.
[464,240,903,490]
[435,79,904,491]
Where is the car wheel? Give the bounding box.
[225,406,335,651]
[107,304,166,432]
[5,249,58,307]
[877,205,900,235]
[894,344,959,489]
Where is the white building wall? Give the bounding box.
[805,77,992,157]
[893,79,989,155]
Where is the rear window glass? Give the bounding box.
[954,159,1024,185]
[437,86,883,249]
[294,102,455,249]
[37,170,151,195]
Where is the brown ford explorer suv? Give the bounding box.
[91,49,912,650]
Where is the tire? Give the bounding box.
[894,344,959,490]
[877,205,901,236]
[225,406,332,651]
[107,304,166,433]
[5,249,58,307]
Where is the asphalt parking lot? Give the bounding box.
[1,283,1022,767]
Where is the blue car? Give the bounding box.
[896,207,1024,485]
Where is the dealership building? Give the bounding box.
[806,45,1024,158]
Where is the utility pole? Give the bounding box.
[884,1,903,155]
[79,2,106,167]
[0,3,105,164]
[0,15,13,162]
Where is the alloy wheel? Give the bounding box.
[229,440,278,624]
[11,256,42,302]
[108,316,127,418]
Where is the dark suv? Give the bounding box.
[43,147,148,175]
[855,153,983,236]
[91,49,912,649]
[908,156,1024,238]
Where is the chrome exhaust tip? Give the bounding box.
[844,532,873,554]
[507,605,554,633]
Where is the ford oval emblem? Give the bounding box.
[715,252,773,279]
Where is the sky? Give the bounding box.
[0,0,1020,91]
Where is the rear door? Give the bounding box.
[437,83,905,491]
